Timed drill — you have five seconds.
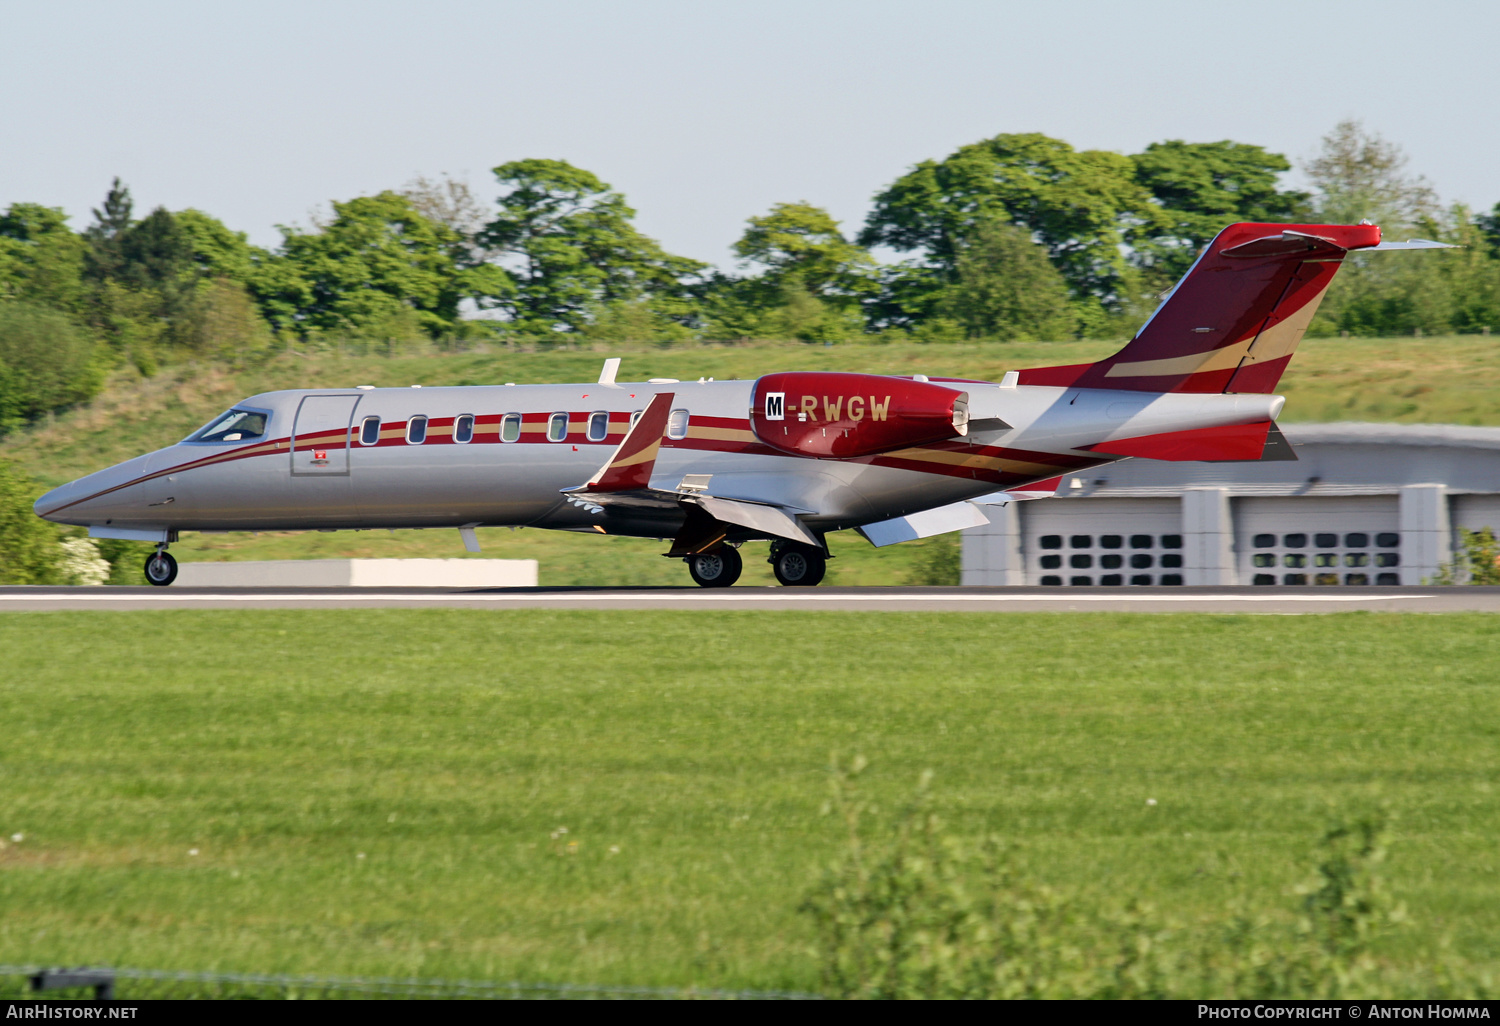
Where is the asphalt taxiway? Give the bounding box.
[2,586,1499,613]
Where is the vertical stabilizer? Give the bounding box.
[1017,223,1383,394]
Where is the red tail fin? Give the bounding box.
[1017,223,1381,394]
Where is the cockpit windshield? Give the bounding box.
[186,409,267,443]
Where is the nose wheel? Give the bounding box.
[144,550,178,587]
[686,547,742,588]
[770,542,826,587]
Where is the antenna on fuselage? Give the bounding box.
[599,358,621,387]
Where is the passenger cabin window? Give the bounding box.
[587,412,609,442]
[454,415,474,444]
[407,416,427,444]
[501,413,522,442]
[667,409,690,440]
[548,412,570,442]
[359,416,381,445]
[187,409,267,443]
[630,410,643,427]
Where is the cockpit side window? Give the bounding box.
[187,409,268,443]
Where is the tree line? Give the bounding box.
[2,119,1498,436]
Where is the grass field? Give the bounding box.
[4,335,1497,584]
[2,610,1498,994]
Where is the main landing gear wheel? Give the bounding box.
[771,544,826,587]
[144,550,178,587]
[687,546,742,588]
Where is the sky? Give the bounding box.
[3,0,1496,268]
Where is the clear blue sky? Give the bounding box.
[3,0,1494,266]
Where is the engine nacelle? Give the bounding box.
[750,372,969,458]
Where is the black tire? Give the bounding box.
[144,551,178,587]
[773,546,825,587]
[687,546,742,588]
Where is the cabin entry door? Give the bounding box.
[291,395,360,476]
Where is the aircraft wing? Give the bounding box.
[857,475,1068,548]
[561,393,820,548]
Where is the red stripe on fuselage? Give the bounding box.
[44,411,1093,516]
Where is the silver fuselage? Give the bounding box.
[35,377,1283,541]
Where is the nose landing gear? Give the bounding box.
[769,541,827,587]
[144,547,178,587]
[686,546,742,588]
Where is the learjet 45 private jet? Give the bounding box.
[34,222,1447,587]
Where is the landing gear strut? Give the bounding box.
[769,541,826,587]
[144,547,178,587]
[686,546,742,588]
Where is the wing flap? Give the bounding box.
[857,501,991,548]
[689,494,820,547]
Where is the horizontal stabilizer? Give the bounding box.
[1363,239,1456,251]
[858,501,991,548]
[579,392,674,492]
[1083,421,1272,462]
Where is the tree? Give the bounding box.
[1131,140,1312,282]
[177,278,276,360]
[1310,204,1500,338]
[114,207,197,305]
[478,159,706,334]
[0,459,62,584]
[83,177,135,281]
[0,301,102,430]
[704,202,878,342]
[732,202,877,305]
[259,191,497,339]
[0,203,88,312]
[1307,120,1438,229]
[402,174,490,263]
[942,221,1075,340]
[175,209,264,283]
[1475,203,1500,259]
[860,133,1165,310]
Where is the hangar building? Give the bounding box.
[960,422,1500,587]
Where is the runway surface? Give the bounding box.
[3,585,1500,613]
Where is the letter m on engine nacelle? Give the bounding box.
[764,392,785,420]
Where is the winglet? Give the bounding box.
[580,392,675,492]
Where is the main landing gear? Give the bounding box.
[144,547,178,587]
[681,541,829,589]
[769,541,826,587]
[686,546,742,588]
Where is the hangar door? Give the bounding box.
[1021,497,1182,586]
[291,395,360,476]
[1235,496,1398,586]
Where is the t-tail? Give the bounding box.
[1018,222,1428,395]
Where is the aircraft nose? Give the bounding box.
[34,479,87,521]
[31,451,161,525]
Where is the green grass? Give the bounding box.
[3,335,1497,581]
[1,611,1498,992]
